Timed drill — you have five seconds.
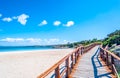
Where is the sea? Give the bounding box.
[0,46,54,52]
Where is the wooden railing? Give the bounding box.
[37,43,100,78]
[100,46,120,78]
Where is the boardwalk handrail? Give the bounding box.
[100,46,120,78]
[37,43,100,78]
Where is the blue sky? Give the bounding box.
[0,0,120,46]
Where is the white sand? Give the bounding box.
[0,49,73,78]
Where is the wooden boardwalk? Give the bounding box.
[38,43,120,78]
[72,46,112,78]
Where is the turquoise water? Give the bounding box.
[0,46,54,52]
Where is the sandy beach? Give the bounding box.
[0,49,73,78]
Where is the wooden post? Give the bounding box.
[100,48,104,60]
[111,56,115,75]
[80,47,83,55]
[66,57,70,77]
[77,50,79,59]
[82,47,84,54]
[55,66,61,78]
[106,52,108,65]
[78,48,81,56]
[71,54,74,68]
[75,52,77,63]
[79,48,81,54]
[102,51,105,61]
[100,48,102,58]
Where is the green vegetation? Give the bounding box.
[53,38,101,48]
[102,30,120,47]
[68,38,101,48]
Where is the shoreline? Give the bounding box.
[0,48,73,54]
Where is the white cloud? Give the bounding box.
[38,20,47,26]
[49,39,59,42]
[0,38,42,43]
[53,21,61,26]
[0,38,61,45]
[1,14,29,25]
[2,17,12,22]
[44,38,59,44]
[63,21,74,27]
[0,38,24,42]
[17,14,29,25]
[63,40,69,44]
[0,14,2,17]
[26,38,42,43]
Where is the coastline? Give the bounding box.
[0,48,72,54]
[0,49,74,78]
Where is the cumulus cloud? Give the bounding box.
[0,14,2,17]
[53,21,61,26]
[17,14,29,25]
[2,17,12,22]
[63,21,74,27]
[38,20,47,26]
[1,14,29,25]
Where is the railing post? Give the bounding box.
[66,57,70,78]
[81,47,83,55]
[71,54,74,68]
[102,51,105,61]
[111,56,115,75]
[78,48,81,56]
[77,49,79,59]
[80,47,82,56]
[75,52,77,63]
[55,66,61,78]
[106,52,108,65]
[100,48,104,61]
[79,47,82,56]
[100,48,102,58]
